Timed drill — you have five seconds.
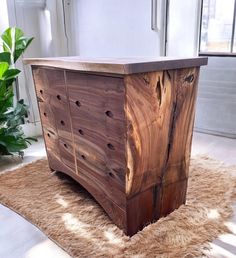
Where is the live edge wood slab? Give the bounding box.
[25,56,208,236]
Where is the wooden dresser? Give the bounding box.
[25,57,207,236]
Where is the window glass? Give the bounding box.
[200,0,235,53]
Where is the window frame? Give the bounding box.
[199,0,236,57]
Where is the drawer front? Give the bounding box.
[33,67,75,172]
[58,138,75,170]
[38,101,57,133]
[43,127,60,160]
[66,71,126,205]
[51,101,72,140]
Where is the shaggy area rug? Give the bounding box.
[0,156,236,257]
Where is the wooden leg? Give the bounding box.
[125,179,187,236]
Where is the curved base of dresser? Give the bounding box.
[48,154,187,236]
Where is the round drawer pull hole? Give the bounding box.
[78,129,84,135]
[57,95,61,100]
[43,112,47,117]
[39,90,43,94]
[64,143,68,148]
[109,172,115,178]
[75,100,81,107]
[105,110,113,118]
[81,155,86,160]
[60,120,65,126]
[47,133,50,138]
[107,143,115,150]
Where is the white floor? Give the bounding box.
[0,132,236,258]
[0,138,46,173]
[0,139,71,258]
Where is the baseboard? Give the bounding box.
[194,127,236,139]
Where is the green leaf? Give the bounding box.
[15,28,24,41]
[14,37,34,62]
[0,144,11,155]
[0,81,7,98]
[25,137,37,142]
[25,37,34,49]
[2,100,28,128]
[18,99,24,104]
[1,28,13,52]
[1,27,33,64]
[0,90,13,114]
[0,135,27,152]
[5,78,15,89]
[1,27,23,49]
[2,68,20,80]
[0,52,11,64]
[0,62,9,78]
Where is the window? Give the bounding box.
[199,0,236,55]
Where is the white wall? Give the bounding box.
[0,0,9,35]
[0,0,9,53]
[68,0,166,57]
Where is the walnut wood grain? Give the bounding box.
[32,68,76,171]
[125,70,173,197]
[123,68,199,235]
[125,68,199,196]
[31,57,205,236]
[25,56,207,75]
[66,71,126,210]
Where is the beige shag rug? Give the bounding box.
[0,157,236,257]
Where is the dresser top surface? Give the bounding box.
[24,56,208,75]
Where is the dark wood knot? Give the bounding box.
[156,80,162,105]
[184,74,194,83]
[142,73,150,85]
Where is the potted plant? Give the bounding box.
[0,27,36,158]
